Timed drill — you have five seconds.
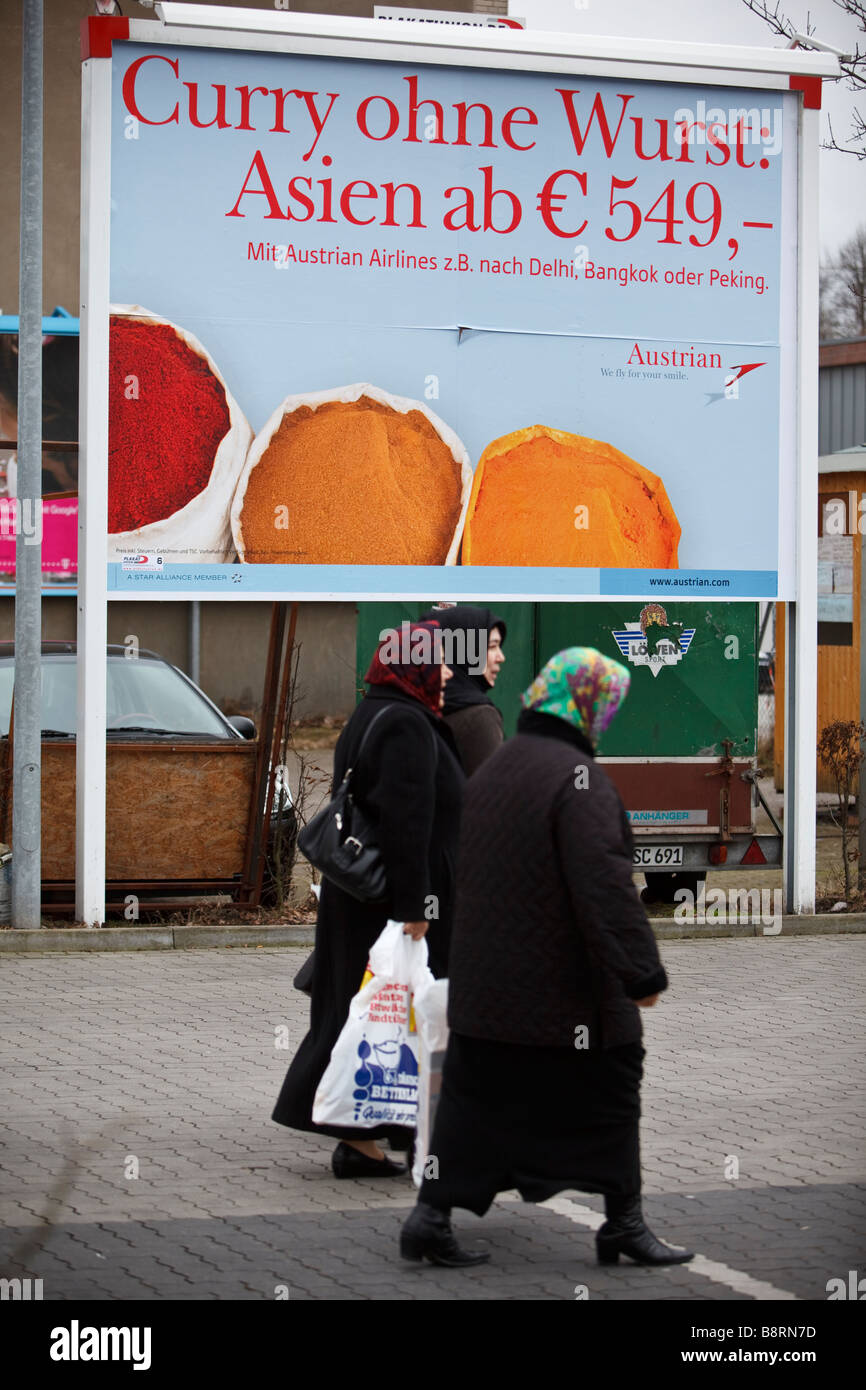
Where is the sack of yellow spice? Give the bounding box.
[461,424,681,569]
[231,384,472,566]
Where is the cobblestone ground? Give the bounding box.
[1,936,863,1302]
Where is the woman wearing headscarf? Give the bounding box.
[399,648,694,1268]
[273,621,465,1179]
[419,605,507,776]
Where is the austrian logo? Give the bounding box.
[612,603,695,678]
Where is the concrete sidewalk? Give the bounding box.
[0,935,863,1300]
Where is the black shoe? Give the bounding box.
[597,1194,694,1266]
[331,1142,406,1179]
[400,1201,490,1268]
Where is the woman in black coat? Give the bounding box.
[400,647,694,1267]
[272,620,464,1178]
[420,605,507,776]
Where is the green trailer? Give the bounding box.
[356,601,781,896]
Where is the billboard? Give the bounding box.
[0,330,78,585]
[104,36,798,600]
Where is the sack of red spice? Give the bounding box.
[108,305,252,563]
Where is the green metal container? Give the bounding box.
[356,602,757,757]
[537,603,757,758]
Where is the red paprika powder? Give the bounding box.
[108,316,231,533]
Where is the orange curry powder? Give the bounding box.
[461,425,680,568]
[239,396,463,564]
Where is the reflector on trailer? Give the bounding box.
[741,838,767,864]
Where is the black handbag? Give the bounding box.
[296,707,393,903]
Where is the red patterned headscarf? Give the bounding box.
[364,620,444,716]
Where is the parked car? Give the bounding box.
[0,642,295,905]
[0,642,255,742]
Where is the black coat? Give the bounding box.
[272,685,464,1140]
[445,701,504,777]
[447,711,667,1050]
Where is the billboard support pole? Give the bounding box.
[12,0,44,930]
[75,55,111,927]
[785,101,820,915]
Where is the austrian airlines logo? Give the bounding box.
[705,361,766,405]
[612,604,695,678]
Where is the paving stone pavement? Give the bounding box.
[0,936,864,1302]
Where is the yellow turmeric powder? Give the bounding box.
[238,395,465,564]
[461,425,680,568]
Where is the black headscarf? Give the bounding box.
[419,604,507,714]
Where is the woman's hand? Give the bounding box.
[635,994,660,1008]
[402,921,429,940]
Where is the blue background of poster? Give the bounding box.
[108,41,792,596]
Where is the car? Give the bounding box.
[0,641,256,743]
[0,642,295,906]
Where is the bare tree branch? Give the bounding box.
[743,0,866,154]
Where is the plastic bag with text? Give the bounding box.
[411,977,449,1188]
[312,921,435,1130]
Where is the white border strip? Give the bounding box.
[789,105,820,914]
[541,1195,798,1300]
[151,5,837,80]
[76,59,111,927]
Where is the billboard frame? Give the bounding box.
[77,6,834,922]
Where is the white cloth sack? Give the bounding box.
[312,921,436,1130]
[411,978,449,1188]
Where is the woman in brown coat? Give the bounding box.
[420,605,507,776]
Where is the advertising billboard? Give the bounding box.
[0,330,78,585]
[103,33,798,599]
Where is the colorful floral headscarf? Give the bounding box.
[521,647,630,743]
[364,619,444,716]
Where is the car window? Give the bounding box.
[0,657,77,736]
[0,654,233,738]
[0,664,13,735]
[42,659,78,734]
[107,657,231,735]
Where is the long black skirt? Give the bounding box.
[419,1033,644,1216]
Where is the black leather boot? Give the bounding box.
[597,1194,694,1266]
[331,1142,406,1178]
[400,1202,491,1268]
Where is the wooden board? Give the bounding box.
[1,742,257,882]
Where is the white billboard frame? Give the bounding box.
[77,5,833,923]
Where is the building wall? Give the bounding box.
[819,366,866,454]
[0,595,358,720]
[818,340,866,455]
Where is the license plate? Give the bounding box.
[633,845,684,867]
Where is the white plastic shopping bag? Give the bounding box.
[411,977,449,1188]
[312,921,435,1130]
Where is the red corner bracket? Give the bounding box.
[81,15,130,61]
[788,75,822,109]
